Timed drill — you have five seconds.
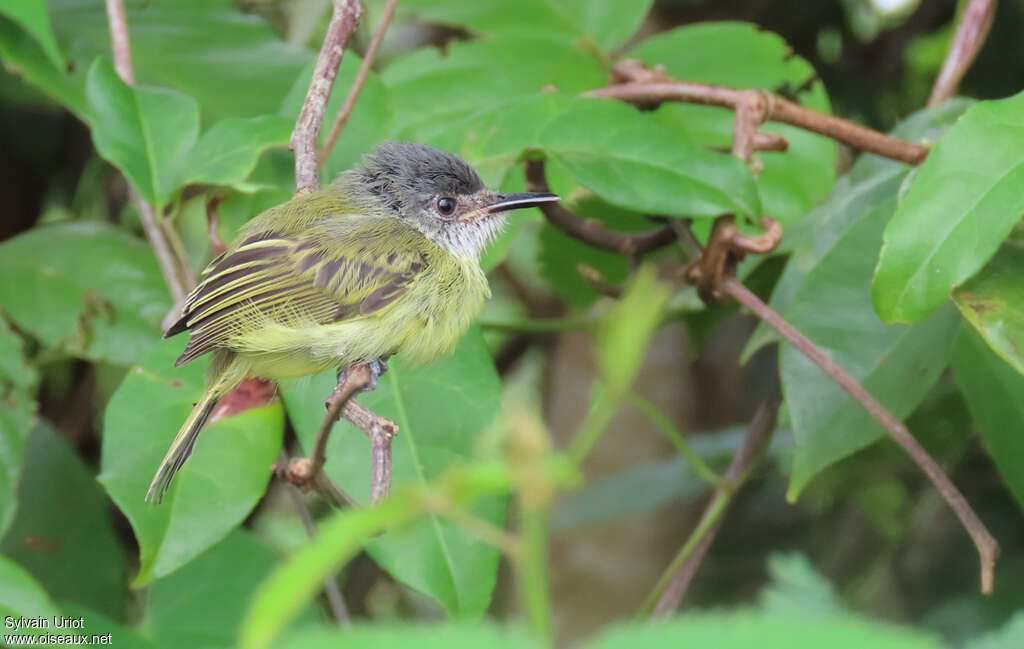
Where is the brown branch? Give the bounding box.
[524,159,677,257]
[205,196,227,256]
[928,0,996,106]
[588,61,930,165]
[576,263,623,299]
[291,0,363,193]
[277,364,398,505]
[105,1,194,307]
[724,278,998,594]
[320,0,398,165]
[651,397,780,616]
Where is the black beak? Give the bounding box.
[485,192,560,214]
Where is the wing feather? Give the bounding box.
[167,227,428,366]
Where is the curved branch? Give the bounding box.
[929,0,996,106]
[524,159,676,257]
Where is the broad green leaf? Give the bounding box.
[952,326,1024,512]
[780,200,961,498]
[177,115,292,190]
[0,221,169,365]
[49,0,312,121]
[143,530,300,649]
[743,99,973,361]
[397,0,653,52]
[586,612,942,649]
[274,623,542,649]
[98,338,283,586]
[540,99,761,219]
[630,22,836,225]
[873,90,1024,324]
[383,36,606,137]
[0,424,127,619]
[0,555,60,637]
[0,0,64,69]
[86,58,199,208]
[0,320,37,538]
[279,52,393,182]
[281,328,503,618]
[409,93,571,187]
[953,237,1024,375]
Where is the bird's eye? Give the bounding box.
[437,197,456,215]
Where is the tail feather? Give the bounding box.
[146,352,244,504]
[146,394,219,504]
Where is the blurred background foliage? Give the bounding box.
[1,0,1023,648]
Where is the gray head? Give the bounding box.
[340,142,558,259]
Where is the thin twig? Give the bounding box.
[280,451,351,626]
[928,0,996,106]
[104,0,194,305]
[321,0,398,165]
[206,196,227,255]
[724,278,999,593]
[525,159,677,256]
[649,397,780,616]
[589,61,930,165]
[291,0,363,193]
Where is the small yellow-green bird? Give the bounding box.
[147,142,558,503]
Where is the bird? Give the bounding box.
[146,141,559,503]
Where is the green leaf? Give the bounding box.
[0,424,128,619]
[143,530,299,649]
[383,36,606,137]
[780,199,962,499]
[0,13,86,118]
[0,555,60,636]
[0,221,169,365]
[759,554,843,618]
[743,99,973,361]
[279,52,393,182]
[98,338,283,586]
[398,0,653,52]
[596,265,669,395]
[48,0,312,121]
[952,326,1024,513]
[0,0,64,69]
[873,91,1024,324]
[0,320,37,538]
[274,623,543,649]
[85,58,199,208]
[630,22,836,225]
[61,605,155,649]
[177,115,292,190]
[281,328,503,618]
[410,93,571,188]
[540,98,761,219]
[585,612,942,649]
[953,237,1024,376]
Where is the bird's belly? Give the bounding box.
[234,264,488,378]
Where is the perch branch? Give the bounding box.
[647,397,780,616]
[524,159,677,257]
[321,0,398,164]
[291,0,363,193]
[929,0,997,106]
[723,278,998,594]
[589,61,929,165]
